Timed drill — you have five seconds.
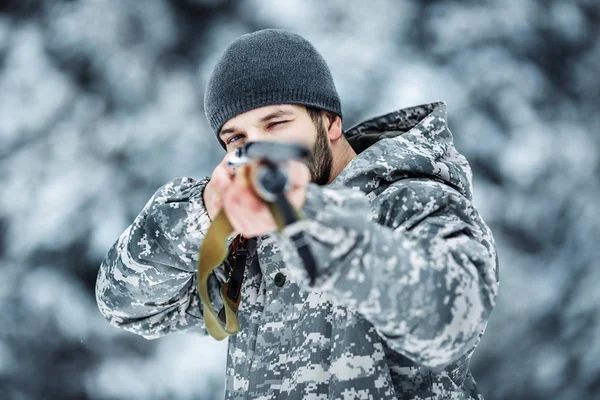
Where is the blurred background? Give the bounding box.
[0,0,598,399]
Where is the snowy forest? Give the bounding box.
[0,0,599,399]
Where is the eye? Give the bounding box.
[268,120,288,129]
[226,134,244,145]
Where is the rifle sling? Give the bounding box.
[197,200,299,341]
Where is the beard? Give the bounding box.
[305,118,333,185]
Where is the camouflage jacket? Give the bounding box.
[96,101,499,400]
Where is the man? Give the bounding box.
[96,29,499,399]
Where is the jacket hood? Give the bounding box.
[331,101,473,200]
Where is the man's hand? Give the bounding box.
[203,153,236,221]
[222,160,310,238]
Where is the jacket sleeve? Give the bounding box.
[95,177,229,340]
[272,179,499,369]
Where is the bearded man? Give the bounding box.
[96,29,499,400]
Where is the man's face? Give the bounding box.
[219,104,333,185]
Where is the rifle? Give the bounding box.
[196,141,317,340]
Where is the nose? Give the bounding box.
[245,131,271,144]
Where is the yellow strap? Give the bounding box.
[196,210,240,341]
[196,167,301,341]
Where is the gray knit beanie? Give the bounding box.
[204,29,342,149]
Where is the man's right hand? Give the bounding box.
[203,153,236,221]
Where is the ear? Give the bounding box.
[327,115,343,142]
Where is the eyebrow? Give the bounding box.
[219,109,295,139]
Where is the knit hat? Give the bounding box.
[204,29,342,149]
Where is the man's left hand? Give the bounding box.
[222,160,311,238]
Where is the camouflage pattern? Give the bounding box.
[96,101,499,399]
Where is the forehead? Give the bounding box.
[221,104,305,131]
